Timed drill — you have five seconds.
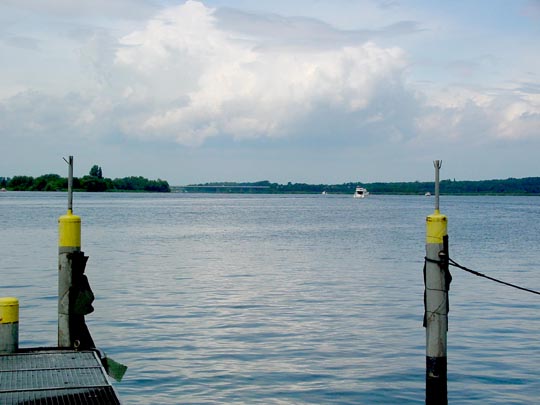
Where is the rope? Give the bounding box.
[426,256,540,296]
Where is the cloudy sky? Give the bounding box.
[1,0,539,184]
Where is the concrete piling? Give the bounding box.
[425,160,450,404]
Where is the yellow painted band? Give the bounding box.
[58,211,81,248]
[426,211,447,244]
[0,297,19,324]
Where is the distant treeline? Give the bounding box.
[175,177,540,195]
[1,165,170,192]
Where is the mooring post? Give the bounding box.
[58,156,81,347]
[58,156,95,349]
[425,160,450,404]
[0,297,19,353]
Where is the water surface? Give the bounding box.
[1,192,539,404]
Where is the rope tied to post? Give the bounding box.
[425,256,540,296]
[445,257,540,296]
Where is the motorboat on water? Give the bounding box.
[353,186,369,198]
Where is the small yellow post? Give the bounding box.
[0,297,19,353]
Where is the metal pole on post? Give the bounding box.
[58,156,82,348]
[434,160,440,213]
[67,156,73,213]
[425,160,450,404]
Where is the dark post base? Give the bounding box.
[426,356,447,405]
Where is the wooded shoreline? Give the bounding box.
[173,177,540,195]
[1,173,170,192]
[3,174,540,195]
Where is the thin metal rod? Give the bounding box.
[68,156,73,212]
[433,160,442,212]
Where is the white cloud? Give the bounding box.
[415,85,540,143]
[111,1,409,145]
[496,92,540,140]
[1,0,539,153]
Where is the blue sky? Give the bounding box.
[1,0,539,185]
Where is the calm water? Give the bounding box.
[1,192,540,404]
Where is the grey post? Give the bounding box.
[58,157,95,349]
[58,156,81,347]
[425,160,450,404]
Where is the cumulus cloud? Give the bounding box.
[415,85,540,143]
[1,0,539,149]
[495,92,540,140]
[0,90,112,141]
[110,0,411,145]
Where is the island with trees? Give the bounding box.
[0,165,170,192]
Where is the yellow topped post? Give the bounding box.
[58,210,81,252]
[0,297,19,324]
[0,297,19,353]
[426,211,447,245]
[59,156,81,252]
[58,156,83,348]
[425,160,450,404]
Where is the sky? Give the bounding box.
[1,0,539,185]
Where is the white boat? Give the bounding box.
[425,192,431,196]
[353,186,369,198]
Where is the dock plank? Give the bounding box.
[0,349,121,404]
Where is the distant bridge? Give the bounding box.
[171,185,270,193]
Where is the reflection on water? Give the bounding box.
[1,192,540,404]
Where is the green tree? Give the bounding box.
[31,174,65,191]
[89,165,103,179]
[112,176,170,192]
[80,175,110,192]
[8,176,34,190]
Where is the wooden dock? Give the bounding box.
[0,348,121,404]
